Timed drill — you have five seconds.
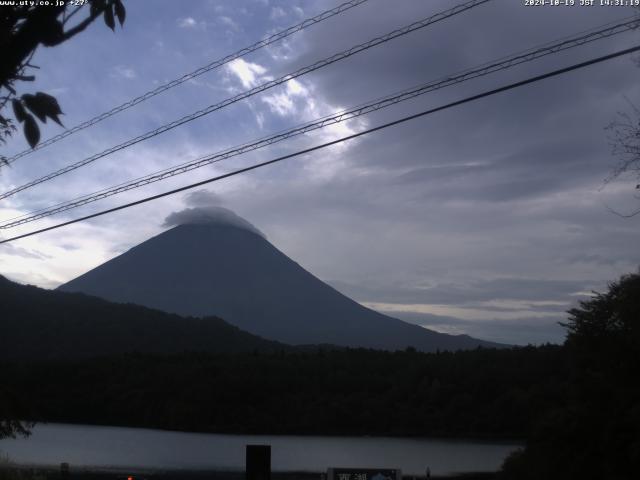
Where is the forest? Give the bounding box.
[0,274,285,360]
[2,345,566,438]
[1,272,639,479]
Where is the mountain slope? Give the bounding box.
[0,274,285,360]
[59,220,502,351]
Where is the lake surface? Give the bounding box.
[0,424,521,476]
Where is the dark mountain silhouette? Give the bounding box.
[0,274,284,360]
[59,211,503,351]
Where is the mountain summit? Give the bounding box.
[59,208,500,351]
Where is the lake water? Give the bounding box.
[0,424,521,476]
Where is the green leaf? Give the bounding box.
[23,114,40,148]
[12,99,27,123]
[114,0,126,26]
[104,4,115,31]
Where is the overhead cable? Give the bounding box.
[2,43,638,245]
[2,15,637,229]
[3,0,372,165]
[0,0,491,200]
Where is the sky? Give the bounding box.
[1,0,639,345]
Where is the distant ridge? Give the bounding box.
[59,209,504,352]
[0,274,285,360]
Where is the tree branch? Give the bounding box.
[62,5,84,26]
[603,203,640,218]
[59,8,105,43]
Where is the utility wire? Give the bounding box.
[0,0,491,201]
[3,0,372,165]
[2,44,638,245]
[1,16,637,229]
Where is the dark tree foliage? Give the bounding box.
[0,0,126,154]
[565,271,640,356]
[0,275,571,440]
[0,272,285,440]
[0,419,29,439]
[3,270,639,477]
[0,275,286,359]
[0,381,34,440]
[604,105,640,217]
[1,346,568,439]
[0,415,32,439]
[501,271,640,480]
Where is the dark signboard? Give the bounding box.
[328,468,401,480]
[246,444,271,480]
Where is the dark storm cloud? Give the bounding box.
[391,139,605,203]
[290,0,640,193]
[565,252,622,266]
[297,0,637,111]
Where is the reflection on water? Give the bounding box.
[0,424,521,476]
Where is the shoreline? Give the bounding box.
[4,465,498,480]
[13,421,526,444]
[2,424,515,480]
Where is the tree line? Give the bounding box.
[2,271,638,479]
[3,345,567,439]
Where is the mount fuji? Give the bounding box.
[59,207,502,351]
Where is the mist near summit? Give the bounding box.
[163,205,266,239]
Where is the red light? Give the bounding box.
[128,476,134,480]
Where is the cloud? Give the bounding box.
[331,276,592,307]
[162,205,266,238]
[0,243,51,260]
[270,7,287,20]
[110,65,137,80]
[183,189,224,207]
[0,270,61,289]
[392,311,566,346]
[3,0,639,347]
[363,301,563,322]
[219,16,240,31]
[261,91,296,116]
[261,78,308,116]
[177,17,197,28]
[226,59,268,89]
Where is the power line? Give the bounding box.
[0,0,491,201]
[1,16,637,229]
[3,0,372,165]
[2,44,638,245]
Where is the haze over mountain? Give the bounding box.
[59,207,502,352]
